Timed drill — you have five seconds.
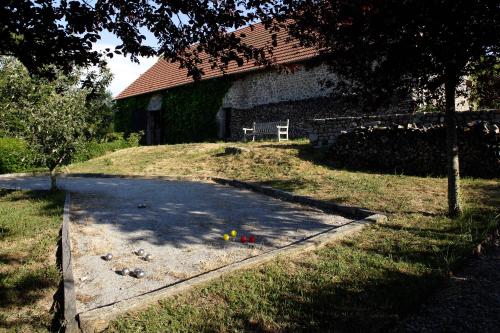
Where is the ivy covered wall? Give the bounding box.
[114,78,231,144]
[161,78,231,144]
[114,95,149,137]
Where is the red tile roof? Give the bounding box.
[115,22,319,100]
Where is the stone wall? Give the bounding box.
[228,97,412,140]
[329,121,499,178]
[308,110,500,148]
[222,63,336,110]
[228,96,347,140]
[223,62,413,140]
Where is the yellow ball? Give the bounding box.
[223,234,230,241]
[230,230,237,238]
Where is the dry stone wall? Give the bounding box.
[329,121,499,178]
[308,110,500,148]
[228,96,359,140]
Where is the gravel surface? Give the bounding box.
[397,241,500,333]
[0,175,352,313]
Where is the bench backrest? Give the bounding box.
[253,120,289,133]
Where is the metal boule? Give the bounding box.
[134,268,145,279]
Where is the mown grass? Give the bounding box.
[0,190,65,333]
[68,140,499,332]
[68,140,498,215]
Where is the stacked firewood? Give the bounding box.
[330,121,499,178]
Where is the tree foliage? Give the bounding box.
[24,76,88,174]
[259,0,499,217]
[0,57,113,140]
[469,59,500,110]
[0,0,275,79]
[0,57,115,188]
[264,1,500,109]
[81,67,115,140]
[0,57,36,136]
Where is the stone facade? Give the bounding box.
[221,63,338,140]
[221,63,412,140]
[222,63,336,110]
[308,110,500,148]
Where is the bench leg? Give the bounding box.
[277,131,288,142]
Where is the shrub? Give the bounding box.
[71,132,143,163]
[0,137,36,174]
[105,132,125,142]
[127,131,144,147]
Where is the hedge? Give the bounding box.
[0,137,36,174]
[71,132,143,163]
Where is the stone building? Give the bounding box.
[115,23,407,144]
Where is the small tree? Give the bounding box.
[24,73,89,190]
[0,58,90,190]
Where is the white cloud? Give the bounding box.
[94,43,157,97]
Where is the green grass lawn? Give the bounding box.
[0,190,65,333]
[68,140,499,332]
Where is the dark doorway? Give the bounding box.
[224,108,232,139]
[146,110,162,145]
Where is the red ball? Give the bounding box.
[240,235,247,243]
[249,235,255,243]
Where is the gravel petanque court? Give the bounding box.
[0,175,352,314]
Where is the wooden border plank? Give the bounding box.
[61,193,80,333]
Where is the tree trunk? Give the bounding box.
[444,77,462,217]
[50,169,57,191]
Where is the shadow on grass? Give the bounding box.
[266,268,440,333]
[0,189,64,218]
[182,211,498,333]
[464,182,500,209]
[138,245,445,333]
[255,178,353,201]
[259,142,500,181]
[260,142,331,166]
[0,268,58,309]
[0,189,64,331]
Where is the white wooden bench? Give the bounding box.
[243,119,289,142]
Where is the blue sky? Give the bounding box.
[80,0,157,97]
[95,30,158,97]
